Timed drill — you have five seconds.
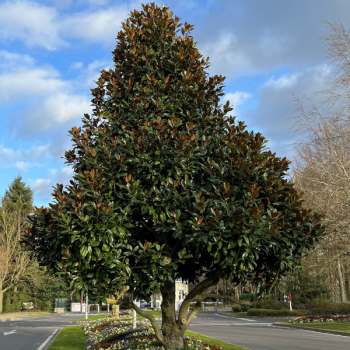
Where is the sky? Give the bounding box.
[0,0,348,208]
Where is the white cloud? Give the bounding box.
[0,144,52,171]
[15,161,33,172]
[31,179,53,201]
[0,144,52,163]
[264,74,299,91]
[77,0,111,5]
[243,65,333,158]
[61,7,129,46]
[221,91,252,109]
[0,1,65,50]
[70,61,83,70]
[0,1,133,50]
[30,166,75,203]
[38,93,92,125]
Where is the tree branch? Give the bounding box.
[178,273,222,321]
[124,301,163,344]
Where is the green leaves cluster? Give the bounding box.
[20,2,325,302]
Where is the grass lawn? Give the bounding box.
[277,322,350,332]
[76,314,111,322]
[137,310,162,319]
[185,330,248,350]
[219,311,248,317]
[0,312,50,319]
[48,326,86,350]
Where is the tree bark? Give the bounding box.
[337,259,347,302]
[160,281,184,349]
[0,284,3,314]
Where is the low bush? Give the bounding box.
[247,308,302,317]
[248,307,350,317]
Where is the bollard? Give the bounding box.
[215,302,217,312]
[133,309,137,329]
[85,295,88,320]
[202,303,204,312]
[112,304,119,318]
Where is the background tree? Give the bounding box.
[21,3,325,348]
[0,200,31,313]
[2,175,33,212]
[292,20,350,302]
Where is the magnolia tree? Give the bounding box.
[20,3,325,348]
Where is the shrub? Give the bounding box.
[247,308,303,317]
[255,300,289,310]
[239,293,257,311]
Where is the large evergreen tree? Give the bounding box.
[21,3,325,348]
[2,175,33,212]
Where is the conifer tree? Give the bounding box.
[3,175,33,212]
[21,3,325,348]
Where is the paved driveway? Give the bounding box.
[188,311,350,350]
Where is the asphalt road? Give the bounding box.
[188,311,350,350]
[0,311,94,350]
[1,310,350,350]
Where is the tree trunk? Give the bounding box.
[337,259,347,302]
[0,284,3,314]
[160,281,185,349]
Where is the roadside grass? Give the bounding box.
[231,312,248,317]
[76,314,111,322]
[48,326,86,350]
[277,322,350,332]
[185,330,248,350]
[0,311,50,319]
[137,310,162,319]
[218,311,248,317]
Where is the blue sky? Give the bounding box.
[0,0,348,207]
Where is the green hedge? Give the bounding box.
[247,308,302,317]
[247,308,350,317]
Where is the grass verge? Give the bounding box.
[76,314,111,322]
[277,321,350,332]
[48,326,86,350]
[185,330,248,350]
[0,311,50,319]
[137,310,162,319]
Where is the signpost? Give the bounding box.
[288,293,292,311]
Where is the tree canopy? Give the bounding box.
[20,3,326,348]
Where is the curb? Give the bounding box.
[273,322,350,337]
[43,328,62,350]
[218,312,298,319]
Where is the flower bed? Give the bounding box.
[289,315,350,324]
[84,314,224,350]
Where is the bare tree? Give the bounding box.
[291,21,350,302]
[0,200,32,312]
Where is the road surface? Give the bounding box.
[188,311,350,350]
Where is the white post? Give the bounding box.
[202,303,204,312]
[97,304,100,314]
[107,303,109,313]
[289,300,292,311]
[85,295,88,320]
[132,309,137,329]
